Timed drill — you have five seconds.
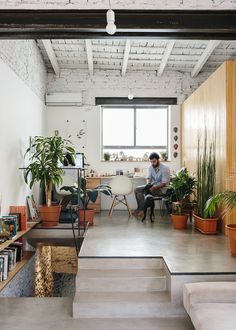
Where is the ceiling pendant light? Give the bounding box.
[128,89,134,100]
[106,0,116,35]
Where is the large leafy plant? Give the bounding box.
[204,191,236,219]
[167,169,196,215]
[61,177,112,210]
[24,136,76,207]
[196,134,216,218]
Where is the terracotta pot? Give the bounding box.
[226,224,236,257]
[78,209,95,226]
[193,213,217,234]
[171,214,188,230]
[39,205,61,227]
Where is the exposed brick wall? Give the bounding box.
[0,0,235,9]
[47,68,211,105]
[0,40,47,101]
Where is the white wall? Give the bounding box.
[1,0,235,10]
[0,43,46,214]
[45,104,181,176]
[45,69,211,177]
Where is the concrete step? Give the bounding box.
[78,258,164,270]
[73,291,185,318]
[78,269,165,278]
[77,269,166,292]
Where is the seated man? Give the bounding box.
[134,152,170,216]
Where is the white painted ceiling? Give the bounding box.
[37,39,236,77]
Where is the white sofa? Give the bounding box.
[183,282,236,330]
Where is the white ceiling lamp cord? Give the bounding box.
[106,0,117,35]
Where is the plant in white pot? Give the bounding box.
[24,136,76,227]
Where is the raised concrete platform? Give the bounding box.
[80,211,236,275]
[73,212,236,321]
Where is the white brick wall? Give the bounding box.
[47,68,211,105]
[0,40,47,101]
[0,0,236,9]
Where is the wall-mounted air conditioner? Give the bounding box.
[45,92,82,106]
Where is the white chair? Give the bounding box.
[108,175,133,217]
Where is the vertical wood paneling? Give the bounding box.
[181,62,236,233]
[225,62,236,227]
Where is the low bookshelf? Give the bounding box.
[0,222,38,292]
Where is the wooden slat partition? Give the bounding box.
[182,61,236,233]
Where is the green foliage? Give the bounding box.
[167,169,196,215]
[61,177,112,210]
[196,133,216,218]
[204,191,236,218]
[104,152,111,161]
[24,136,76,207]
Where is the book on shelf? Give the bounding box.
[5,247,17,266]
[9,242,23,262]
[0,258,3,282]
[8,213,21,231]
[1,250,14,271]
[2,216,18,237]
[0,254,8,280]
[0,242,23,282]
[9,206,27,231]
[26,196,39,222]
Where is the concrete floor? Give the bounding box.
[1,211,235,330]
[0,297,194,330]
[80,211,236,274]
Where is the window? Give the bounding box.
[102,106,169,161]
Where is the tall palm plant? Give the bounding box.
[196,133,216,218]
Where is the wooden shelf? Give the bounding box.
[0,251,34,292]
[0,222,38,252]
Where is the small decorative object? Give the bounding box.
[160,151,168,161]
[173,152,178,158]
[173,127,178,133]
[104,152,111,161]
[114,153,119,161]
[174,135,178,141]
[54,130,59,136]
[174,144,178,150]
[128,155,134,161]
[142,152,149,161]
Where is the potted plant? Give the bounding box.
[193,134,217,234]
[24,136,76,227]
[205,191,236,256]
[61,177,112,226]
[167,169,196,229]
[104,152,111,161]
